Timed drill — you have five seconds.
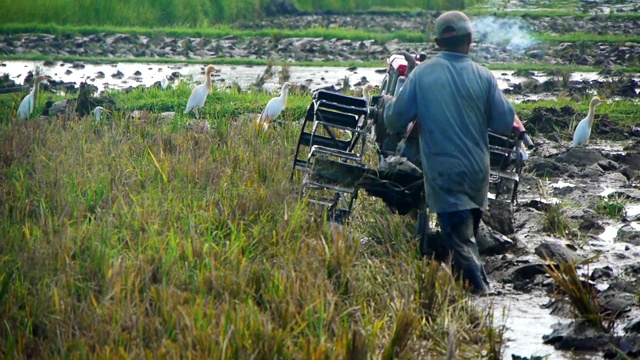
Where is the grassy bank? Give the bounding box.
[0,83,506,358]
[0,0,481,27]
[0,23,427,43]
[2,23,639,47]
[0,53,385,68]
[467,9,640,19]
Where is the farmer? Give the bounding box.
[383,11,515,294]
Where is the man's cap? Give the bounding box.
[434,11,472,40]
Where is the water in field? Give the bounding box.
[0,60,616,102]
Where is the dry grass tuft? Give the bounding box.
[545,260,614,332]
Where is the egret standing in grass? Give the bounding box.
[160,76,169,90]
[184,65,215,118]
[256,82,292,131]
[17,75,48,120]
[93,106,110,123]
[572,96,604,147]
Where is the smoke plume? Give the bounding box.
[471,16,539,52]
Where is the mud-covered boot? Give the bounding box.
[441,214,490,295]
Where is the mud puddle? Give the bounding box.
[2,60,390,93]
[478,294,600,359]
[1,60,634,102]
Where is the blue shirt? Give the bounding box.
[384,51,515,213]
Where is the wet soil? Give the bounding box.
[3,6,640,359]
[482,130,640,358]
[1,14,640,67]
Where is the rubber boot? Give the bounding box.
[440,211,491,295]
[416,206,431,258]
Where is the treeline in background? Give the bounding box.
[0,0,480,27]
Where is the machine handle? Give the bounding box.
[401,51,417,77]
[519,131,535,150]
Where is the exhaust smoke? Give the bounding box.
[471,16,539,52]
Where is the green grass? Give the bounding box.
[0,53,388,68]
[0,0,482,28]
[595,194,628,220]
[542,203,577,239]
[534,33,640,43]
[467,9,640,19]
[0,23,427,43]
[3,23,640,47]
[0,83,505,358]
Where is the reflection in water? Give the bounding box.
[1,60,633,105]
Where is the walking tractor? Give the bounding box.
[290,51,533,250]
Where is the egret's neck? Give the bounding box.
[587,103,598,126]
[364,91,371,105]
[33,78,43,104]
[281,87,289,102]
[205,72,213,92]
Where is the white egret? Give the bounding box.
[256,82,292,131]
[160,76,169,90]
[184,65,215,118]
[571,96,604,147]
[362,83,377,106]
[93,106,110,122]
[17,75,48,120]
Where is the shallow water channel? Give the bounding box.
[0,60,610,102]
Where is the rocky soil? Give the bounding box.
[476,116,640,358]
[237,12,640,36]
[1,14,639,67]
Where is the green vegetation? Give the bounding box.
[0,84,504,358]
[3,23,640,46]
[0,0,481,28]
[467,9,640,20]
[595,194,628,220]
[0,53,388,68]
[542,203,577,239]
[534,33,640,44]
[0,23,426,43]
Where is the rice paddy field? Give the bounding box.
[2,0,640,358]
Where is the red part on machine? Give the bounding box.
[387,55,408,77]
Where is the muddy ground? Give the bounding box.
[478,126,640,358]
[3,9,640,359]
[1,14,640,67]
